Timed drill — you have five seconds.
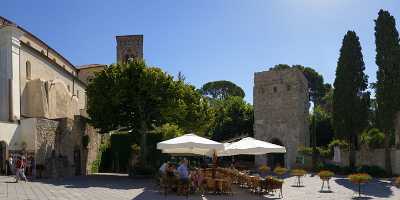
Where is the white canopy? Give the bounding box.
[218,137,286,156]
[157,133,224,156]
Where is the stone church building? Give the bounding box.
[0,16,143,177]
[254,68,310,169]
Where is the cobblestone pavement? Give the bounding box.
[0,174,398,200]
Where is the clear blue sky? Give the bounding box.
[2,0,399,103]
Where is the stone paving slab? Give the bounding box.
[0,174,398,200]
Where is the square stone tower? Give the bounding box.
[253,68,310,169]
[116,35,143,63]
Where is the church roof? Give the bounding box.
[78,64,107,69]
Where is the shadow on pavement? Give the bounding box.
[335,178,393,198]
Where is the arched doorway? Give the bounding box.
[0,141,7,175]
[267,138,285,169]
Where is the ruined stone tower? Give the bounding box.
[253,68,309,169]
[116,35,143,63]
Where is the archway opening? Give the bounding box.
[0,141,7,175]
[267,138,285,169]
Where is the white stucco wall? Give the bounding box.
[0,121,18,145]
[0,26,23,121]
[8,118,36,151]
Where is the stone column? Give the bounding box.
[0,26,23,121]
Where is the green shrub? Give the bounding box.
[298,146,313,156]
[356,165,387,177]
[316,163,355,175]
[360,128,385,148]
[131,165,156,176]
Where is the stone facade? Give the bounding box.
[253,68,309,169]
[116,35,143,63]
[34,117,100,178]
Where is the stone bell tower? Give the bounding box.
[116,35,143,63]
[253,68,310,169]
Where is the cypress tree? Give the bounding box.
[374,9,400,175]
[333,31,369,168]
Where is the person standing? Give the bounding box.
[15,156,28,183]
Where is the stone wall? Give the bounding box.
[339,148,400,175]
[34,116,100,178]
[254,68,310,169]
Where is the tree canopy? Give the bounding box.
[86,60,213,164]
[199,80,245,100]
[333,31,370,168]
[210,96,253,141]
[374,9,400,174]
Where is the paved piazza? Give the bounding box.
[0,173,398,200]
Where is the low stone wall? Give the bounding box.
[339,148,400,175]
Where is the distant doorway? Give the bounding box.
[74,149,81,176]
[267,138,285,169]
[0,141,6,174]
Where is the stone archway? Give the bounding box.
[267,138,285,169]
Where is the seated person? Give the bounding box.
[190,168,204,192]
[177,159,190,184]
[166,164,176,177]
[159,162,169,175]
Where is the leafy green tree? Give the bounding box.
[153,123,184,140]
[360,128,385,149]
[333,31,370,168]
[199,80,245,100]
[311,106,334,147]
[210,96,253,141]
[374,9,400,174]
[87,60,212,165]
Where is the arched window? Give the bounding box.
[273,86,277,93]
[26,61,31,80]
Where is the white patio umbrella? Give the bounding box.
[157,133,224,156]
[218,137,286,156]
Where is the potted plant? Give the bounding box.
[273,167,288,179]
[348,173,372,198]
[318,170,334,191]
[259,164,270,177]
[291,169,307,187]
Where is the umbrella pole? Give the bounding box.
[212,150,217,178]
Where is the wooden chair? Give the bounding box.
[264,177,283,198]
[222,178,233,195]
[177,179,190,197]
[205,178,216,194]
